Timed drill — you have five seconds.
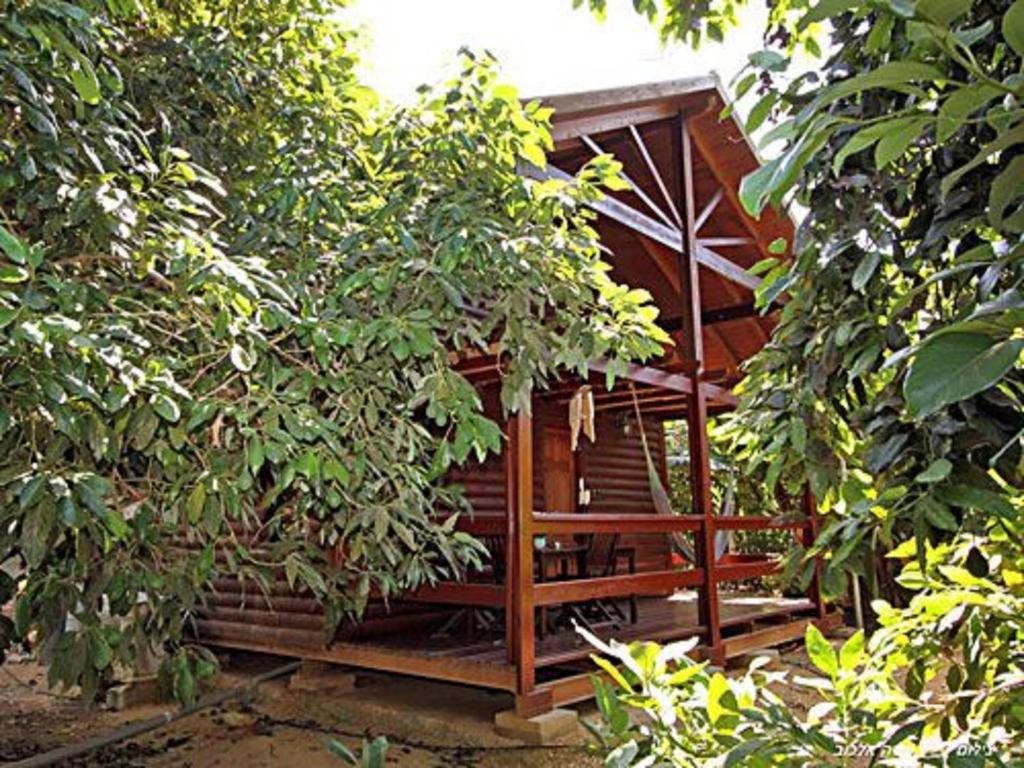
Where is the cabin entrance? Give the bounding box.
[541,424,575,514]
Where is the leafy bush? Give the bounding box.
[586,533,1024,766]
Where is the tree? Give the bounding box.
[0,0,668,700]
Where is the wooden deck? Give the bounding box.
[201,589,836,703]
[347,589,816,671]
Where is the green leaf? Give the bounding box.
[989,155,1024,229]
[790,418,807,452]
[1003,0,1024,56]
[745,91,778,134]
[874,117,929,169]
[738,155,783,216]
[838,630,864,671]
[832,124,884,174]
[186,483,207,524]
[152,393,180,423]
[937,83,1000,142]
[805,624,838,678]
[819,61,946,110]
[230,343,255,372]
[0,225,30,264]
[942,123,1024,199]
[706,672,731,723]
[69,59,102,105]
[917,0,972,25]
[725,740,770,767]
[904,331,1024,417]
[0,265,29,283]
[939,484,1017,519]
[852,252,880,291]
[797,0,859,30]
[915,458,952,483]
[247,438,265,474]
[767,237,787,255]
[921,497,959,531]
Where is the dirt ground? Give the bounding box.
[0,636,842,767]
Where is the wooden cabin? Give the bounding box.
[197,76,839,720]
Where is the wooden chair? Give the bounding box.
[578,533,638,628]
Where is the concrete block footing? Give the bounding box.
[105,675,167,710]
[493,707,579,745]
[288,660,358,693]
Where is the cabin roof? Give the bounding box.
[530,76,791,386]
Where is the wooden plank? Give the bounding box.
[722,614,844,659]
[540,671,609,708]
[715,560,781,583]
[549,102,681,145]
[586,358,737,407]
[696,244,761,292]
[533,568,705,606]
[697,237,755,248]
[533,512,703,535]
[408,583,505,607]
[711,515,806,531]
[537,75,718,119]
[433,514,507,535]
[199,634,517,691]
[702,302,758,325]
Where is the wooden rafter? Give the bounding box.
[580,134,678,230]
[628,124,682,226]
[697,236,755,248]
[520,163,761,292]
[693,187,723,232]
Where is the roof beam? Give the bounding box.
[697,244,761,292]
[521,163,761,292]
[586,358,737,407]
[548,103,680,147]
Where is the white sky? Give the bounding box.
[341,0,770,104]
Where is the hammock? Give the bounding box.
[628,383,733,563]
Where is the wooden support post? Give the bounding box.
[678,116,723,663]
[802,484,828,621]
[504,416,518,665]
[511,401,548,716]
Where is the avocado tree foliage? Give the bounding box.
[592,0,1024,601]
[0,0,668,700]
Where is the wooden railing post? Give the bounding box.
[504,415,518,665]
[511,400,548,715]
[801,484,828,621]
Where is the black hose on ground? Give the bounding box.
[6,660,301,768]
